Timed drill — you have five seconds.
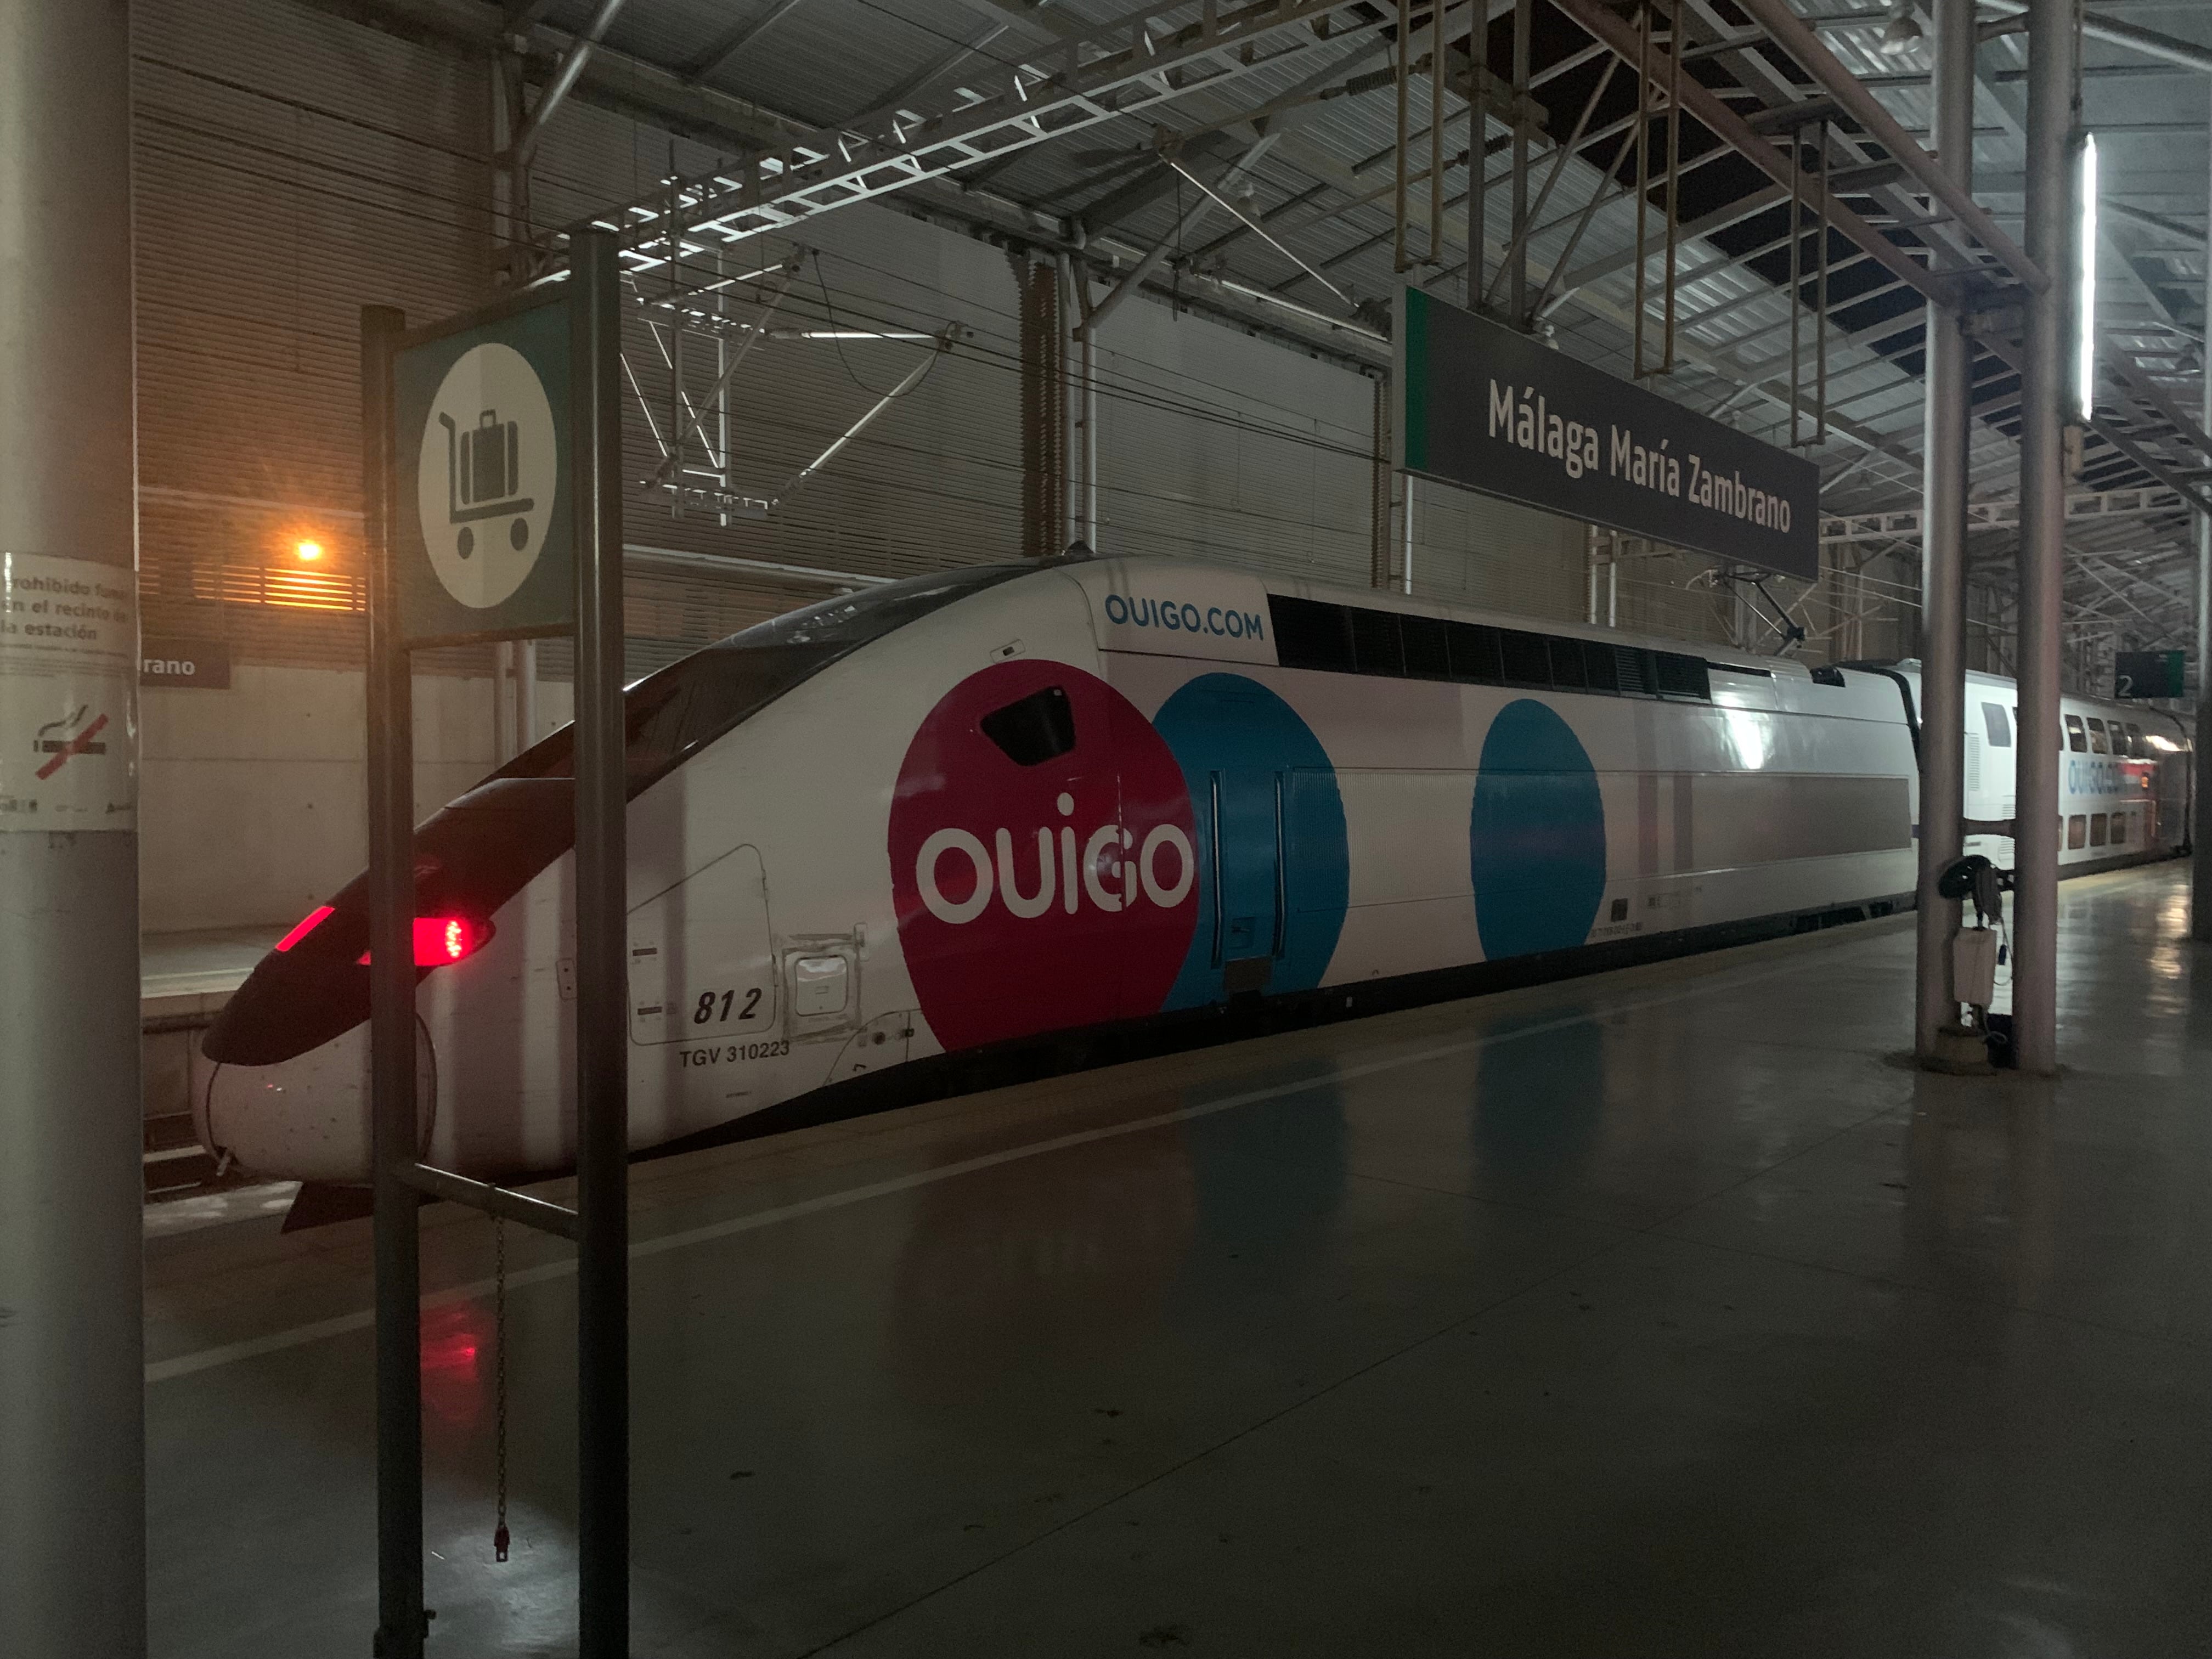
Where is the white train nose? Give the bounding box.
[201,1024,372,1184]
[199,1022,435,1186]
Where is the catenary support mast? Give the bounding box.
[1914,0,1976,1060]
[2012,0,2081,1074]
[2194,81,2212,941]
[0,1,146,1654]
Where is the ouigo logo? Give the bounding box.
[890,662,1198,1051]
[913,795,1194,925]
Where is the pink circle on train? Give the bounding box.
[889,660,1198,1052]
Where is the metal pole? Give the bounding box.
[362,303,426,1659]
[1914,0,1975,1063]
[1789,131,1802,443]
[518,637,539,751]
[1633,3,1650,374]
[1373,375,1392,588]
[2195,80,2212,938]
[494,641,517,761]
[1662,0,1681,370]
[1395,0,1413,273]
[508,0,632,170]
[1465,6,1485,307]
[1082,323,1100,548]
[570,228,632,1657]
[0,0,144,1651]
[1427,0,1445,266]
[1402,473,1417,595]
[1510,0,1532,323]
[492,50,530,769]
[2013,0,2079,1075]
[1814,121,1829,440]
[1056,252,1082,546]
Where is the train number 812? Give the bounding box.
[693,986,763,1025]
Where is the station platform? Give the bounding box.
[144,865,2211,1657]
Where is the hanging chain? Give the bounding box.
[493,1213,510,1564]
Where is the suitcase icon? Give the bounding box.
[438,409,535,558]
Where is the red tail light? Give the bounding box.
[273,905,335,952]
[356,916,492,967]
[419,916,483,965]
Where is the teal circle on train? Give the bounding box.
[1151,674,1348,1010]
[1470,698,1607,960]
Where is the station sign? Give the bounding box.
[391,288,575,646]
[142,637,231,689]
[1393,287,1821,582]
[2113,649,2184,699]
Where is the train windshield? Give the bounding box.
[497,563,1027,796]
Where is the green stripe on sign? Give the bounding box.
[1403,286,1428,472]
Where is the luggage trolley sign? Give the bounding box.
[391,289,575,644]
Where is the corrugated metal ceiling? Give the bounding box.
[516,0,2209,630]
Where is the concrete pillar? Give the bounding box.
[2012,0,2081,1074]
[0,1,146,1655]
[1913,0,1976,1060]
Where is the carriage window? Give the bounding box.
[2112,812,2129,845]
[1447,621,1504,685]
[1400,613,1452,680]
[1347,606,1404,676]
[1982,703,2012,747]
[2065,715,2087,752]
[1655,652,1712,700]
[1584,642,1622,694]
[981,685,1076,766]
[2089,813,2108,847]
[1268,595,1355,672]
[1547,636,1589,692]
[2125,722,2145,757]
[1263,594,1710,703]
[2086,718,2109,754]
[2067,815,2087,849]
[1499,629,1550,685]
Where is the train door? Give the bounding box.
[1211,768,1284,993]
[627,844,778,1046]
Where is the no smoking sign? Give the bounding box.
[391,292,574,645]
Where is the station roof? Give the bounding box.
[469,1,2212,641]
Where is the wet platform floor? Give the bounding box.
[146,865,2212,1656]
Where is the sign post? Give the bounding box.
[360,228,627,1659]
[569,229,632,1659]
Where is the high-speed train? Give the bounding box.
[199,556,2191,1187]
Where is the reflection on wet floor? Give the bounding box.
[148,865,2212,1657]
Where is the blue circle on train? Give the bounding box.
[1151,674,1348,1010]
[1470,699,1607,960]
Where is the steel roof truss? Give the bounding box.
[594,0,1396,264]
